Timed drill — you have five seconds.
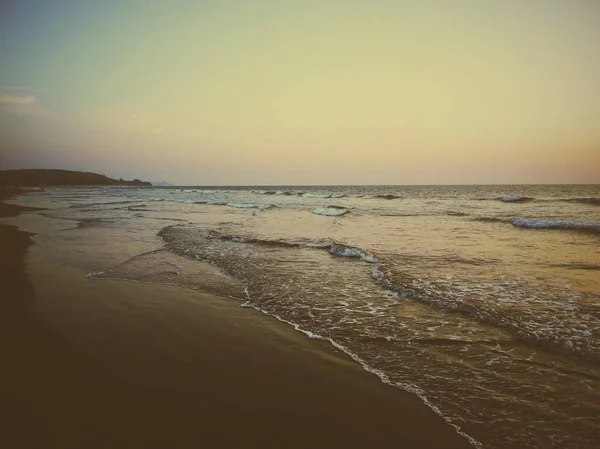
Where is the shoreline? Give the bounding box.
[1,191,471,449]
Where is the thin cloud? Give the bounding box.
[0,95,37,105]
[0,85,45,92]
[0,95,50,117]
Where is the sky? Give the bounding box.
[0,0,599,185]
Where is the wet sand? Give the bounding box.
[0,191,471,449]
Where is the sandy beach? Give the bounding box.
[0,191,471,449]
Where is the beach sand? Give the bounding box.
[0,193,471,449]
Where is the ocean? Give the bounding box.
[26,184,600,448]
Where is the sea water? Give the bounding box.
[24,184,600,448]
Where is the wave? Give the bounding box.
[303,193,332,198]
[127,205,151,211]
[512,218,600,233]
[200,201,227,205]
[562,197,600,206]
[69,200,138,208]
[549,263,600,271]
[446,211,469,217]
[227,202,275,210]
[312,207,348,217]
[472,216,600,234]
[160,225,600,362]
[367,262,599,360]
[207,231,379,263]
[252,189,292,195]
[208,231,307,248]
[253,190,296,196]
[329,243,379,263]
[498,196,534,203]
[471,217,509,223]
[193,200,228,206]
[374,194,401,200]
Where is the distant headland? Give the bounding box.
[151,181,174,187]
[0,169,152,188]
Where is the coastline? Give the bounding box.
[0,191,471,449]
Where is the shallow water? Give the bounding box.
[15,184,600,448]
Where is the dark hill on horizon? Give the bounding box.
[0,169,152,187]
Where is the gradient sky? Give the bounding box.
[1,0,598,185]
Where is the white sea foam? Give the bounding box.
[313,208,348,217]
[227,202,272,210]
[502,195,521,202]
[329,244,379,263]
[512,218,600,232]
[303,193,332,198]
[370,265,383,282]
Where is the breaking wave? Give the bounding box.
[512,218,600,233]
[329,243,379,263]
[312,207,348,217]
[207,231,379,263]
[374,194,401,200]
[252,190,295,195]
[303,193,332,198]
[498,196,534,203]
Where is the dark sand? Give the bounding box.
[0,191,472,449]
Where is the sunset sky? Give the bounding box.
[1,0,598,185]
